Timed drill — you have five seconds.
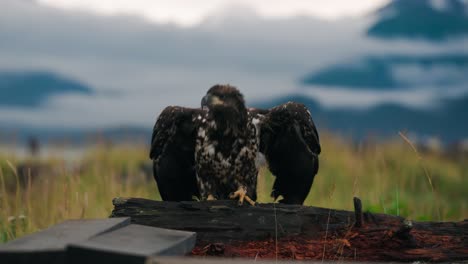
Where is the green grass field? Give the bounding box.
[1,133,467,243]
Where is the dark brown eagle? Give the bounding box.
[149,84,321,205]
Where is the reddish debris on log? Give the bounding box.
[192,223,468,262]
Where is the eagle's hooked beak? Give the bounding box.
[201,94,224,109]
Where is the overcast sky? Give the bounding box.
[0,0,467,129]
[37,0,390,26]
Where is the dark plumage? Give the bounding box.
[149,106,202,201]
[150,84,321,205]
[259,102,321,204]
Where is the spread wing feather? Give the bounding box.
[257,102,321,204]
[150,103,319,204]
[150,106,202,201]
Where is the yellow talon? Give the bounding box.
[229,186,256,206]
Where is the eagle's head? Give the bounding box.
[201,84,247,133]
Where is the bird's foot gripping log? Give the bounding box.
[111,197,468,262]
[229,186,256,206]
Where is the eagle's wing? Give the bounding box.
[257,102,321,204]
[150,106,202,201]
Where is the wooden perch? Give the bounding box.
[111,197,468,262]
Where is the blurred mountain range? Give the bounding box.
[302,54,468,89]
[0,71,92,107]
[0,0,467,144]
[368,0,468,41]
[263,0,468,142]
[254,94,468,142]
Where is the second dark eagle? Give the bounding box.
[150,85,321,205]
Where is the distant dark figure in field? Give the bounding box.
[150,84,321,205]
[28,136,40,157]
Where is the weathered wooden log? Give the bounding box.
[111,197,367,241]
[111,197,468,262]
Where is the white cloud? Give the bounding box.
[37,0,390,26]
[300,85,468,110]
[392,64,468,87]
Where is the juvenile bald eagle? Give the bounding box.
[150,85,320,205]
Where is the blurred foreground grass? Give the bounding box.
[1,133,467,243]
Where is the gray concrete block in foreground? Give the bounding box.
[67,224,196,264]
[0,217,130,264]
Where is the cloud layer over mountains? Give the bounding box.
[0,0,467,140]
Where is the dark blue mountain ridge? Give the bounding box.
[301,54,468,89]
[0,71,94,107]
[252,93,468,142]
[2,93,466,144]
[368,0,468,41]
